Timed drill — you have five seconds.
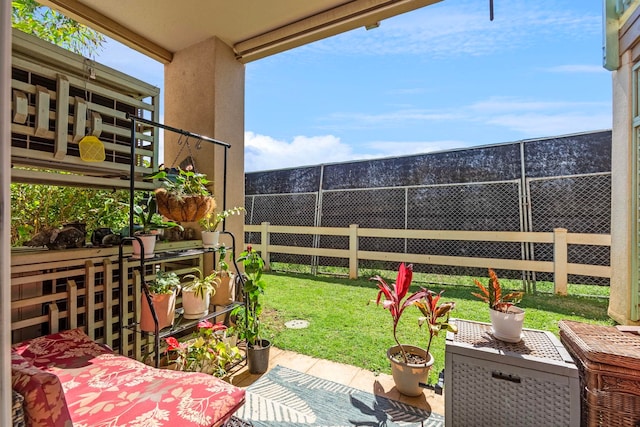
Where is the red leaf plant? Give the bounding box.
[472,268,524,313]
[414,290,457,356]
[372,263,430,363]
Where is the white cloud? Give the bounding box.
[486,113,612,135]
[467,96,612,135]
[245,132,354,172]
[244,132,470,171]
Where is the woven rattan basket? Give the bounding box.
[559,320,640,427]
[155,189,216,222]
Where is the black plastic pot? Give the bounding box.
[247,339,271,374]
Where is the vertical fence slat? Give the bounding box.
[85,260,96,340]
[554,228,568,295]
[261,222,270,271]
[104,258,114,348]
[349,224,359,279]
[67,279,77,330]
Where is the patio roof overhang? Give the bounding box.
[38,0,442,63]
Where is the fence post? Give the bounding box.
[553,228,568,295]
[261,222,270,271]
[349,224,359,279]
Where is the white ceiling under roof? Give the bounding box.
[38,0,442,63]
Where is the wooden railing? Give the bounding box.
[245,223,612,294]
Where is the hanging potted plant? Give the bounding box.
[373,263,456,396]
[132,195,182,258]
[181,268,219,319]
[472,268,525,342]
[140,270,181,333]
[211,245,235,306]
[234,245,270,374]
[148,166,216,222]
[199,206,244,249]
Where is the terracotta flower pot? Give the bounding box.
[140,291,178,332]
[211,273,235,306]
[387,344,434,397]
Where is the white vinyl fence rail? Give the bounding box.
[245,222,611,295]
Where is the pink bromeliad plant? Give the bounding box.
[372,263,430,363]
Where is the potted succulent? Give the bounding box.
[199,207,244,249]
[164,320,242,377]
[373,263,456,396]
[211,245,235,306]
[131,194,182,258]
[148,166,216,222]
[181,268,220,319]
[140,270,181,333]
[472,268,525,342]
[234,245,270,374]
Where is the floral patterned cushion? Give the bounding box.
[13,329,246,427]
[11,351,73,427]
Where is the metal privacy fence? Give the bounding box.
[244,131,612,286]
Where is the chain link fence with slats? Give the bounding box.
[245,131,612,288]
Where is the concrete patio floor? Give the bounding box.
[228,346,444,417]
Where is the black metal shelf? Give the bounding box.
[118,116,247,370]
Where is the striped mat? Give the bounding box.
[234,365,444,427]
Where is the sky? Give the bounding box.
[97,0,610,173]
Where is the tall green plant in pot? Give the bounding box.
[373,263,457,396]
[236,245,270,374]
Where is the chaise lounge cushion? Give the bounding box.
[13,328,246,427]
[11,351,73,427]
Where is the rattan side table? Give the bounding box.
[445,319,580,427]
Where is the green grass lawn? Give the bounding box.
[258,271,615,384]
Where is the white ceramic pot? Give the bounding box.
[490,306,525,342]
[201,231,220,249]
[387,344,434,397]
[182,290,210,319]
[132,234,156,258]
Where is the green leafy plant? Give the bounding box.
[217,245,232,275]
[199,207,245,232]
[147,166,212,198]
[133,195,182,234]
[234,245,266,347]
[147,270,180,295]
[414,290,457,356]
[165,320,242,377]
[472,268,524,313]
[183,267,219,299]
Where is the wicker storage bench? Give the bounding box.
[558,320,640,427]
